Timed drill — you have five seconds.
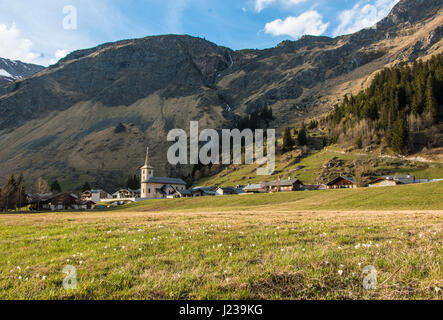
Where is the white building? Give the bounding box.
[140,147,187,199]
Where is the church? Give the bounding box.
[140,147,187,199]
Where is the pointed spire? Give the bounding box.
[145,147,149,166]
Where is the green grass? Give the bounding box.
[0,182,443,299]
[0,208,441,299]
[120,181,443,213]
[0,182,441,300]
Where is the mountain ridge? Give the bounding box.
[0,0,442,190]
[0,57,43,86]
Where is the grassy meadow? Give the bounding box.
[0,182,442,300]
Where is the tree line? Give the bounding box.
[325,54,443,154]
[0,175,65,211]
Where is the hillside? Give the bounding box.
[326,54,443,155]
[196,145,443,187]
[0,0,442,190]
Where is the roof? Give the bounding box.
[218,187,246,194]
[244,184,264,190]
[113,188,141,195]
[79,200,96,205]
[264,178,303,187]
[382,175,415,180]
[144,176,186,185]
[326,176,355,185]
[28,192,78,204]
[369,178,402,185]
[178,189,193,195]
[192,186,217,192]
[90,189,109,194]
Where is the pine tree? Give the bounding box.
[81,181,91,192]
[282,127,295,153]
[297,123,308,146]
[16,173,26,209]
[355,137,363,149]
[424,75,438,124]
[391,115,409,154]
[1,175,17,211]
[50,180,62,193]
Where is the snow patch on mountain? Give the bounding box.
[0,57,44,85]
[0,69,13,78]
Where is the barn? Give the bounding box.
[326,176,356,189]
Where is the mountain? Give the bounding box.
[0,0,442,190]
[0,57,44,86]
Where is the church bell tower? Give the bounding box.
[141,147,153,198]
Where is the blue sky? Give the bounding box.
[0,0,400,66]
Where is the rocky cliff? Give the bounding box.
[0,0,441,190]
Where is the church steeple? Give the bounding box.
[141,146,154,198]
[144,147,150,167]
[142,147,153,169]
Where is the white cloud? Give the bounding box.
[333,0,400,36]
[0,22,41,64]
[265,10,329,39]
[0,0,150,66]
[49,49,69,65]
[255,0,275,12]
[254,0,306,13]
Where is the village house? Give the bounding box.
[264,177,304,193]
[215,187,246,196]
[326,176,356,189]
[80,200,96,210]
[243,184,267,193]
[382,175,415,185]
[176,189,194,198]
[368,178,402,188]
[29,193,80,211]
[81,190,112,203]
[112,188,141,199]
[190,187,217,197]
[140,147,187,199]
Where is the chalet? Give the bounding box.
[29,193,79,211]
[382,175,415,185]
[176,189,194,198]
[215,187,246,196]
[140,147,187,199]
[326,176,356,189]
[264,177,304,193]
[191,187,217,197]
[368,178,402,188]
[81,190,112,202]
[112,188,141,199]
[79,200,96,210]
[243,184,266,193]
